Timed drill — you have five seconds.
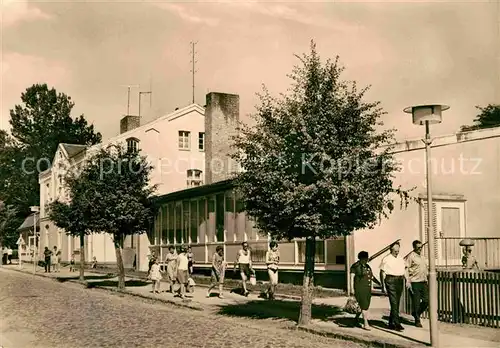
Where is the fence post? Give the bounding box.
[452,272,459,323]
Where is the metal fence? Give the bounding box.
[402,270,500,328]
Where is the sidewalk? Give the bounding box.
[4,264,500,348]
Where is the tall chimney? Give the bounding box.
[205,92,239,185]
[120,115,140,134]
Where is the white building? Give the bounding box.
[38,102,206,271]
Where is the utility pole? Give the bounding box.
[120,85,139,115]
[190,41,198,104]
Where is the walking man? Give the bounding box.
[380,242,407,331]
[406,240,429,327]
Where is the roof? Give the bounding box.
[61,144,87,158]
[154,179,234,205]
[17,214,39,231]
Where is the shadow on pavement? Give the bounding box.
[368,319,428,346]
[55,274,115,283]
[217,299,343,322]
[86,279,150,288]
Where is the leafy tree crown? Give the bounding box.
[231,41,411,240]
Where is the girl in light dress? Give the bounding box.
[51,246,60,272]
[164,246,178,293]
[150,259,163,294]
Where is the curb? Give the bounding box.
[1,266,204,312]
[296,325,424,348]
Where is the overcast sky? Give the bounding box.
[1,0,499,141]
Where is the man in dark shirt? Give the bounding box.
[43,247,52,272]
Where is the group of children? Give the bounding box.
[147,241,281,301]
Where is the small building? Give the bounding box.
[17,213,39,262]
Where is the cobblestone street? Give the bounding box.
[0,269,365,348]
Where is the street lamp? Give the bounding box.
[404,104,449,348]
[30,206,40,274]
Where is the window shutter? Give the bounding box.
[422,202,438,260]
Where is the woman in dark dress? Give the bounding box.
[350,251,373,330]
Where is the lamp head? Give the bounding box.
[404,104,449,126]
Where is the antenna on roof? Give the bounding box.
[120,85,140,115]
[190,41,198,104]
[138,75,154,117]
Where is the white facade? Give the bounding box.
[39,104,206,271]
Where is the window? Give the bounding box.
[198,132,205,151]
[190,200,198,244]
[178,131,191,150]
[420,199,466,266]
[126,137,140,153]
[186,169,203,187]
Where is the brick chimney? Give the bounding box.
[205,92,239,185]
[120,115,140,134]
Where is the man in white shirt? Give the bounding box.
[380,242,407,331]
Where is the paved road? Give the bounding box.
[0,269,364,348]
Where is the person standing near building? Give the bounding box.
[176,246,189,300]
[43,247,52,273]
[206,245,226,299]
[164,246,177,293]
[235,242,253,297]
[2,246,8,265]
[149,258,163,294]
[380,242,407,331]
[147,250,157,277]
[405,240,429,328]
[187,246,194,275]
[265,241,280,300]
[7,247,13,264]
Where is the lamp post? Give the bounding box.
[30,206,40,274]
[404,104,449,348]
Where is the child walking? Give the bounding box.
[69,253,76,272]
[207,245,226,299]
[150,259,163,294]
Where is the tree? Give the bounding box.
[70,144,156,289]
[4,83,102,213]
[0,201,18,248]
[460,104,500,132]
[48,175,94,282]
[231,41,411,326]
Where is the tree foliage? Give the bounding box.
[0,84,101,248]
[1,84,101,211]
[460,104,500,132]
[59,144,156,288]
[231,41,412,325]
[49,171,95,281]
[0,201,18,248]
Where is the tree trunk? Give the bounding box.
[298,236,316,326]
[79,233,85,282]
[114,235,125,290]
